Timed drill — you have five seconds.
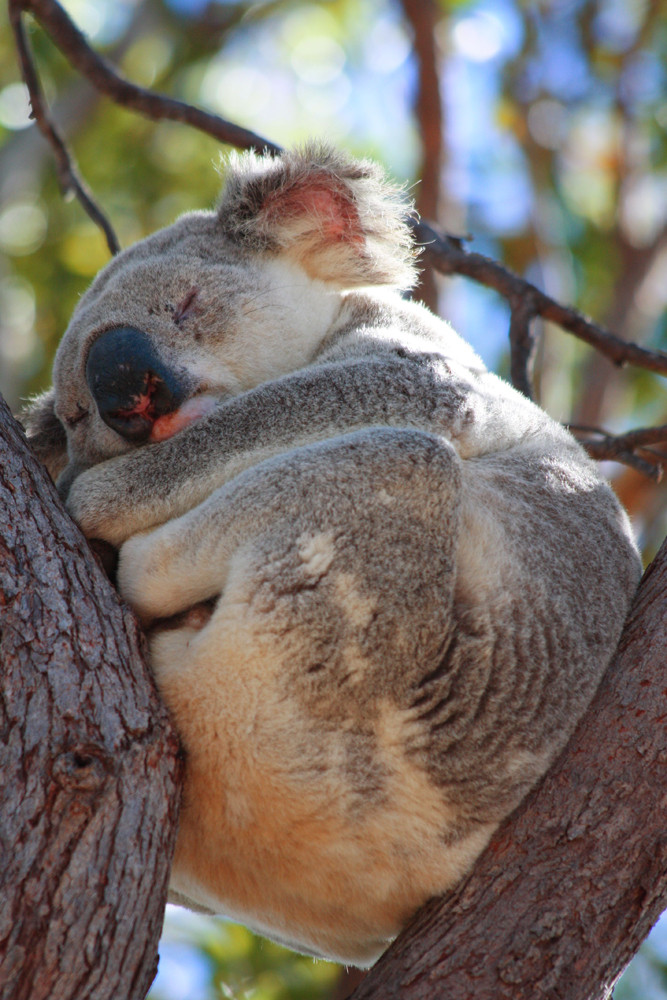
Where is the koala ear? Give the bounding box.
[217,144,419,290]
[20,389,69,482]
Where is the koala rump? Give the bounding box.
[24,143,642,967]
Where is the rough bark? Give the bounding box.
[350,538,667,1000]
[0,395,183,1000]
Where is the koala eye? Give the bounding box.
[85,326,191,443]
[64,403,90,427]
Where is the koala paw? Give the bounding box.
[66,464,126,544]
[117,531,164,622]
[117,528,192,624]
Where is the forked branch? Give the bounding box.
[411,220,667,382]
[568,424,667,480]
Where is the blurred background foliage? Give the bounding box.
[1,0,666,996]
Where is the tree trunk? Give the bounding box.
[350,537,667,1000]
[400,0,443,314]
[0,395,183,1000]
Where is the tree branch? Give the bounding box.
[8,0,121,254]
[399,0,443,313]
[8,0,282,255]
[350,539,667,1000]
[5,7,667,998]
[0,395,184,1000]
[411,219,667,379]
[508,289,541,400]
[10,0,281,154]
[569,424,667,482]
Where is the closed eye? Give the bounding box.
[64,403,90,427]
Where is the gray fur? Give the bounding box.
[26,145,641,967]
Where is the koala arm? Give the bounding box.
[65,349,495,546]
[116,426,460,626]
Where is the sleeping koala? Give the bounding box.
[25,144,641,967]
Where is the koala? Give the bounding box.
[25,144,641,968]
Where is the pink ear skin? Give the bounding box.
[218,146,418,289]
[255,173,372,286]
[263,179,366,249]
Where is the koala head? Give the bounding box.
[23,144,417,486]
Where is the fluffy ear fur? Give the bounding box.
[217,143,419,290]
[20,389,68,482]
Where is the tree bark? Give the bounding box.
[350,538,667,1000]
[0,395,183,1000]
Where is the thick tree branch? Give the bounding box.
[5,7,667,998]
[0,396,184,1000]
[350,540,667,1000]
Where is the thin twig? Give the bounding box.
[569,424,667,481]
[508,291,540,400]
[9,0,281,255]
[17,0,282,156]
[8,0,120,254]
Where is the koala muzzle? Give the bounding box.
[86,326,190,443]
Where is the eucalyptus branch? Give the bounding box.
[412,219,667,380]
[569,424,667,482]
[8,0,281,255]
[11,0,281,155]
[507,291,541,400]
[8,0,121,254]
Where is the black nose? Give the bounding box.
[85,327,190,443]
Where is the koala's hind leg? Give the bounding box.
[120,428,470,964]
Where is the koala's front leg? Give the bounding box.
[117,425,461,631]
[64,353,467,546]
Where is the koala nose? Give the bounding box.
[86,326,190,443]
